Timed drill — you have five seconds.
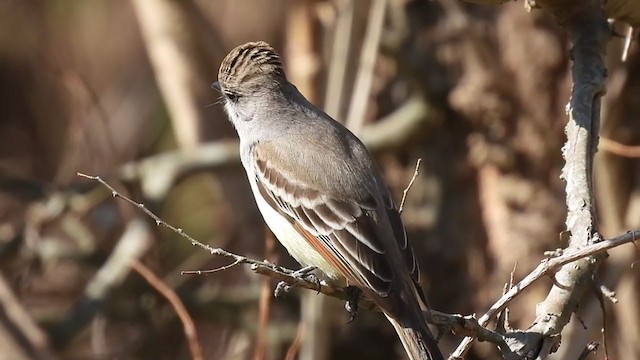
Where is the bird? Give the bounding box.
[212,41,443,360]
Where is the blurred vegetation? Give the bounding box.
[0,0,639,359]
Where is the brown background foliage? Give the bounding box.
[0,0,638,359]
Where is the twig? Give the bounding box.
[254,231,276,360]
[594,282,610,360]
[181,259,244,275]
[285,0,320,101]
[621,25,634,62]
[598,284,618,304]
[131,260,203,360]
[451,230,640,357]
[324,0,355,120]
[399,158,422,213]
[118,140,241,201]
[0,274,54,359]
[131,0,211,149]
[345,0,387,133]
[534,335,558,360]
[599,137,640,158]
[284,323,305,360]
[77,172,275,271]
[360,95,432,152]
[577,342,599,360]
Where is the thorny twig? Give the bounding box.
[77,172,275,272]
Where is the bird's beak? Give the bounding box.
[211,81,221,91]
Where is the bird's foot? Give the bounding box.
[274,266,319,297]
[344,286,362,323]
[274,281,291,297]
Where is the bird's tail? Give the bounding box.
[385,313,444,360]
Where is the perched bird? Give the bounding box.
[213,41,443,360]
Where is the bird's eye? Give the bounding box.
[224,91,240,102]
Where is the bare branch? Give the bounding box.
[577,342,599,360]
[0,274,55,359]
[599,137,640,158]
[77,172,274,271]
[621,25,634,61]
[131,260,203,360]
[451,230,639,357]
[399,158,422,213]
[345,0,387,132]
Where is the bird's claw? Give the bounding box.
[274,266,320,297]
[274,281,291,297]
[291,265,317,278]
[292,266,322,293]
[344,286,362,323]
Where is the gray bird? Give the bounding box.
[213,41,443,360]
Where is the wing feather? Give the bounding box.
[254,150,395,297]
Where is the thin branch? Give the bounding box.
[577,342,599,360]
[399,158,422,213]
[78,172,274,268]
[599,137,640,157]
[181,259,244,275]
[323,0,355,120]
[254,230,275,360]
[451,230,639,357]
[598,284,618,304]
[0,273,54,359]
[118,140,241,201]
[131,0,217,148]
[284,322,305,360]
[131,260,203,360]
[594,283,610,360]
[621,25,634,62]
[345,0,387,133]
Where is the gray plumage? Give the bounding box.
[215,41,443,360]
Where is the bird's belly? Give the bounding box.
[247,177,341,280]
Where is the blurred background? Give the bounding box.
[0,0,638,359]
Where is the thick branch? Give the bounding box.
[529,0,609,347]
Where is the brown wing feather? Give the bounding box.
[291,222,362,286]
[254,152,395,297]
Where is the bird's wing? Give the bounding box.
[251,144,421,300]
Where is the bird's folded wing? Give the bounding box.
[252,148,419,298]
